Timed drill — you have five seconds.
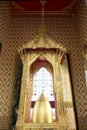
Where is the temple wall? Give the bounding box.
[77,0,87,45]
[0,1,11,129]
[0,1,87,130]
[76,0,87,129]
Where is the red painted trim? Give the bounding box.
[31,101,55,108]
[15,1,73,11]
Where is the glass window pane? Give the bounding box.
[31,67,54,101]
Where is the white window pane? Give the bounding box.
[31,67,54,101]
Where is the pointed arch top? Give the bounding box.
[17,33,67,64]
[17,33,66,53]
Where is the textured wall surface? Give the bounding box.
[0,1,11,129]
[77,0,87,129]
[77,0,87,45]
[0,1,87,130]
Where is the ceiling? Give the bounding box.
[9,0,80,16]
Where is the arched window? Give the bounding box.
[31,67,55,119]
[31,67,54,101]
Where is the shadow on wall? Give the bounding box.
[8,56,23,130]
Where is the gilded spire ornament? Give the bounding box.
[17,0,66,60]
[32,91,53,123]
[39,0,46,35]
[35,0,46,47]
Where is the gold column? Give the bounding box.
[53,50,65,121]
[16,50,28,126]
[16,51,31,129]
[57,51,65,114]
[23,53,31,123]
[52,51,59,121]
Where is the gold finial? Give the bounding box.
[40,0,46,24]
[39,0,46,35]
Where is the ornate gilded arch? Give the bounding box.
[18,33,65,110]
